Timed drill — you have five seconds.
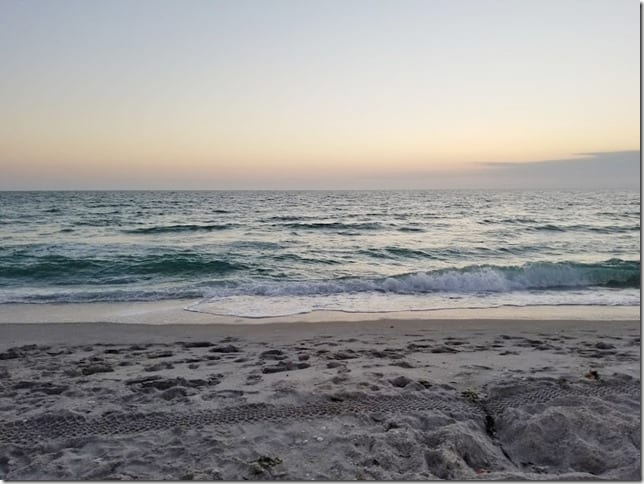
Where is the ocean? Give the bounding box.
[0,190,639,318]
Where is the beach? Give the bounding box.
[0,311,640,480]
[2,0,640,480]
[0,190,639,480]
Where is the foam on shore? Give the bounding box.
[0,300,639,325]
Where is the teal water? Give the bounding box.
[0,190,639,317]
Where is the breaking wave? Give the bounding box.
[201,259,640,298]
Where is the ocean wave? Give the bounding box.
[532,224,566,232]
[263,215,318,222]
[375,260,640,292]
[201,259,640,297]
[531,224,640,234]
[587,225,640,234]
[74,219,123,227]
[0,253,247,283]
[277,222,384,231]
[360,247,436,259]
[0,259,638,305]
[0,288,205,304]
[123,224,235,234]
[397,226,425,233]
[272,253,342,265]
[480,217,539,225]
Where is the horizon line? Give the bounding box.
[0,186,639,192]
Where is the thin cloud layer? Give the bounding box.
[479,151,640,189]
[357,151,640,190]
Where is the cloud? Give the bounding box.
[477,150,640,189]
[358,150,640,190]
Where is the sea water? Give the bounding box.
[0,190,639,317]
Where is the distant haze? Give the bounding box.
[0,0,639,190]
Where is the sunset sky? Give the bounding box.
[0,0,639,189]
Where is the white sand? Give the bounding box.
[0,316,640,480]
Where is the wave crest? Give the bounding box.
[204,259,640,298]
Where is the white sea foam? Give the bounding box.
[189,289,641,318]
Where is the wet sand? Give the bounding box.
[0,318,640,480]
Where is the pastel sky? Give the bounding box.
[0,0,639,189]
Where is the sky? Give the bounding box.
[0,0,639,190]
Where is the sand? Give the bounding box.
[0,317,640,480]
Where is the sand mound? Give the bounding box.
[487,375,641,479]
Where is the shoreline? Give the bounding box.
[0,299,639,325]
